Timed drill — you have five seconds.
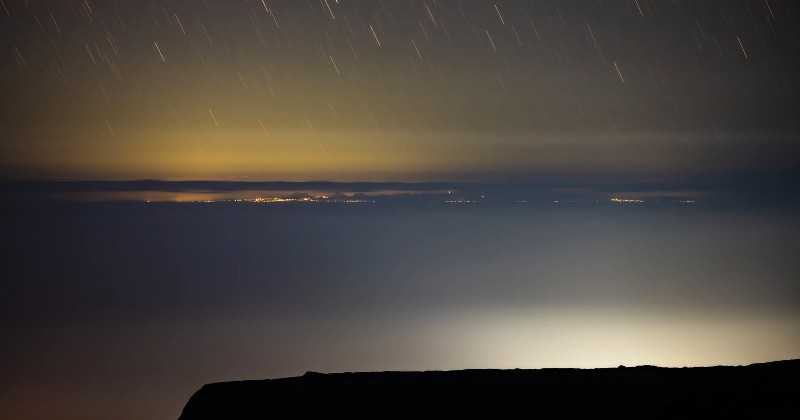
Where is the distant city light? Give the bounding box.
[610,198,644,203]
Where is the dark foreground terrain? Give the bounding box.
[179,359,799,418]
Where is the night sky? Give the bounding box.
[1,1,800,420]
[2,0,799,180]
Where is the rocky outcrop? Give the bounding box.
[179,359,799,419]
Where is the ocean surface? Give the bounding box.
[2,201,799,419]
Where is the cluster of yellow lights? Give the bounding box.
[333,199,374,203]
[234,197,318,203]
[188,196,373,204]
[145,196,697,205]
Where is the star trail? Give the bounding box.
[1,0,798,180]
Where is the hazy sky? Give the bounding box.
[1,0,799,180]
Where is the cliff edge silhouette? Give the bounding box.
[179,359,799,419]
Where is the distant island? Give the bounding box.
[179,359,799,419]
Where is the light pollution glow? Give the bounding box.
[1,1,798,181]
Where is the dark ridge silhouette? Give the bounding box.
[179,359,799,419]
[3,171,800,195]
